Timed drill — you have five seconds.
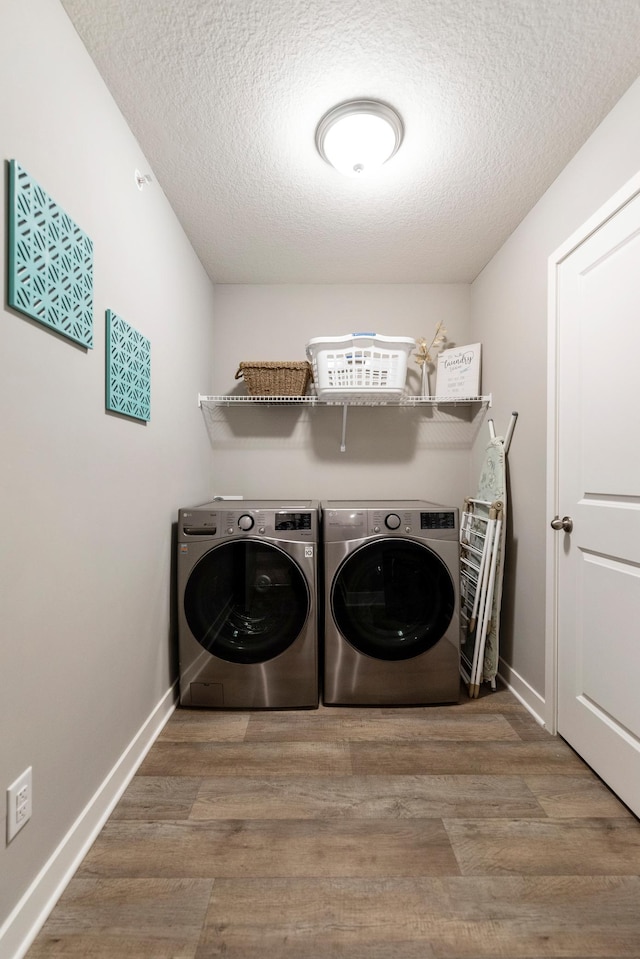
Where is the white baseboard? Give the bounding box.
[0,684,177,959]
[497,658,546,728]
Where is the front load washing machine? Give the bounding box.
[177,500,319,708]
[322,500,460,705]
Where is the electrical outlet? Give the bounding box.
[7,767,32,843]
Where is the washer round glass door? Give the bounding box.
[184,540,309,664]
[331,538,455,661]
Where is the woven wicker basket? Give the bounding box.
[235,361,313,397]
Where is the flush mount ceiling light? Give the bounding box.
[315,99,404,177]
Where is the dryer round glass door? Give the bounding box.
[184,540,309,664]
[331,538,455,661]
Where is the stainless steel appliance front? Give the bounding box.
[177,500,319,708]
[322,500,460,705]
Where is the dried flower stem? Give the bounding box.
[414,321,447,366]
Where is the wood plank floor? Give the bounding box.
[26,684,640,958]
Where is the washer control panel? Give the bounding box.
[274,512,313,532]
[179,503,317,541]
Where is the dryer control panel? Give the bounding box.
[369,507,456,537]
[322,501,458,542]
[420,511,456,530]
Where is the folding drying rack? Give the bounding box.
[459,412,517,697]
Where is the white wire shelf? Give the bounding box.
[198,393,492,453]
[198,393,491,408]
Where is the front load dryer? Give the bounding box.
[322,500,460,705]
[177,500,319,708]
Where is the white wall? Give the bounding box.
[0,0,215,952]
[210,283,474,505]
[471,76,640,707]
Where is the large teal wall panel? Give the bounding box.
[8,161,94,348]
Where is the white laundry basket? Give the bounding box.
[306,333,415,402]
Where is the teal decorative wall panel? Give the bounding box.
[106,310,151,422]
[8,160,94,348]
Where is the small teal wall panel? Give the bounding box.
[105,310,151,422]
[8,160,94,348]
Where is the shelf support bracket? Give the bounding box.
[340,405,348,453]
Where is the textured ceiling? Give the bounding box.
[60,0,640,284]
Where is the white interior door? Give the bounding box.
[549,176,640,817]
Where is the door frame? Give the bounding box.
[545,169,640,735]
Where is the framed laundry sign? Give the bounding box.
[436,343,482,398]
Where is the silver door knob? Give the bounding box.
[551,515,573,533]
